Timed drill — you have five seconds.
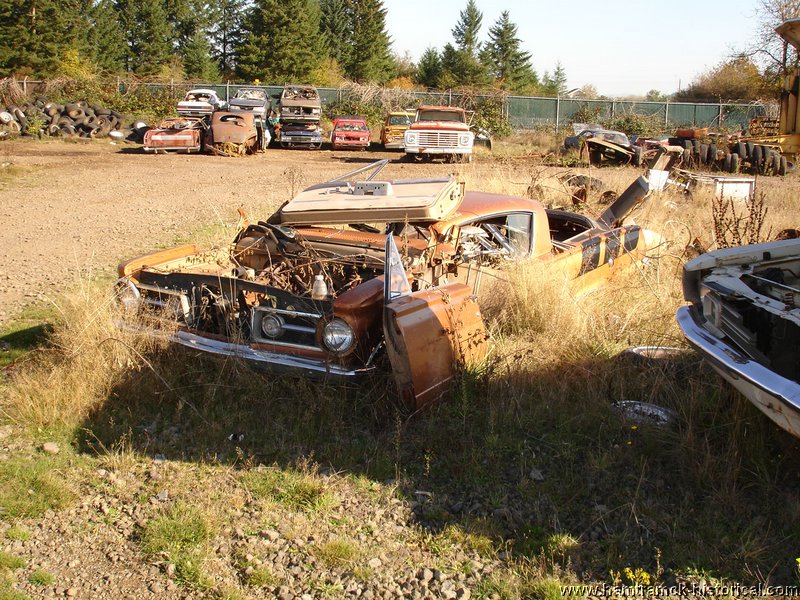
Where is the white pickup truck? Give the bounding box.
[403,105,474,163]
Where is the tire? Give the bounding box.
[723,153,732,173]
[745,142,754,159]
[682,139,692,150]
[780,155,788,176]
[697,143,708,165]
[707,143,717,166]
[751,145,763,174]
[692,139,701,153]
[730,153,740,173]
[589,150,603,165]
[737,141,747,159]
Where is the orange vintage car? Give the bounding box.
[116,160,660,411]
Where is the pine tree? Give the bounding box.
[210,0,246,77]
[183,27,219,80]
[481,11,537,94]
[451,0,481,56]
[0,0,89,76]
[87,0,126,73]
[415,47,441,88]
[115,0,173,75]
[237,0,323,83]
[320,0,351,68]
[541,61,567,96]
[345,0,393,83]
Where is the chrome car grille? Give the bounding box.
[418,131,459,147]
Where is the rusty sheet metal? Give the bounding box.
[383,283,488,411]
[210,112,257,145]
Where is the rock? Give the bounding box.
[165,564,175,577]
[260,529,280,541]
[418,568,433,583]
[154,490,168,502]
[457,589,471,600]
[368,558,382,569]
[42,442,60,455]
[148,581,163,594]
[529,468,545,482]
[66,588,78,597]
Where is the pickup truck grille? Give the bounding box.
[418,131,459,147]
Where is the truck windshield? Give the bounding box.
[417,110,464,122]
[388,115,412,126]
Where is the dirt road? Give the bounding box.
[0,140,490,324]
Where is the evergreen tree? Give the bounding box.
[451,0,481,56]
[415,47,441,88]
[0,0,89,76]
[320,0,351,68]
[345,0,393,83]
[115,0,173,75]
[183,27,219,80]
[237,0,323,83]
[210,0,246,76]
[481,11,537,94]
[86,0,126,73]
[541,61,567,96]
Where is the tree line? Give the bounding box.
[0,0,571,96]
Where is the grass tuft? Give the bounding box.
[140,503,212,589]
[0,457,73,521]
[312,539,361,569]
[2,528,29,542]
[242,468,337,513]
[0,552,25,571]
[26,570,54,586]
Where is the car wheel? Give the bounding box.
[779,155,788,176]
[722,153,732,173]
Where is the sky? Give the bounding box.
[385,0,759,97]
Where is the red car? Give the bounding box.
[331,116,371,150]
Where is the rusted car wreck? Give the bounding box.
[116,161,660,410]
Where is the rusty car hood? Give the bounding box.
[272,176,465,225]
[210,112,256,144]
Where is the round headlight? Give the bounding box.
[459,134,471,146]
[260,314,284,338]
[322,319,355,353]
[115,278,141,311]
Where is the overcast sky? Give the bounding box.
[385,0,758,97]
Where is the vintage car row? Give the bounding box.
[145,88,272,155]
[116,159,664,411]
[677,238,800,439]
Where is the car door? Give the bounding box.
[382,236,488,412]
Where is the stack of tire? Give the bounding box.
[0,96,127,140]
[670,138,740,173]
[727,141,790,176]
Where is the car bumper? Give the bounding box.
[405,147,471,155]
[332,140,370,149]
[143,145,201,153]
[124,321,374,379]
[383,140,405,149]
[677,306,800,438]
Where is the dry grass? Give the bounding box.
[1,279,168,431]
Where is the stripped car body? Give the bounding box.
[143,117,207,153]
[177,89,226,118]
[677,239,800,438]
[116,161,659,410]
[331,116,371,150]
[381,111,415,149]
[404,106,474,162]
[278,84,321,123]
[229,87,271,120]
[204,112,268,157]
